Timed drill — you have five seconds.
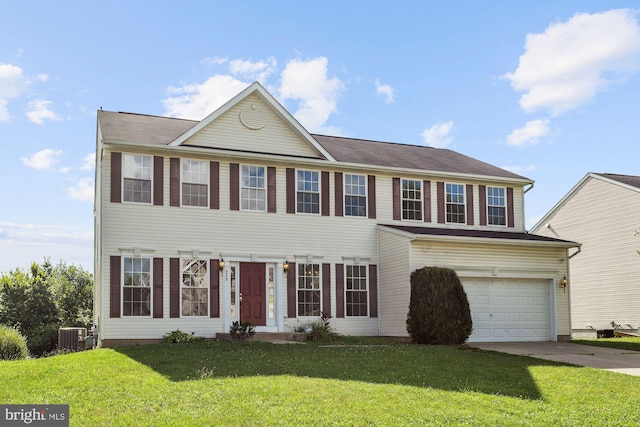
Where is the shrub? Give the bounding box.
[295,312,336,341]
[162,329,204,344]
[0,325,29,360]
[229,321,255,340]
[406,267,472,345]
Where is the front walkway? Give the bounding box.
[468,341,640,376]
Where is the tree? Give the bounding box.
[406,266,473,345]
[0,259,93,355]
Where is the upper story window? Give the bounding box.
[402,179,422,221]
[344,174,367,217]
[241,165,266,211]
[181,259,208,317]
[123,154,152,203]
[487,186,506,226]
[297,170,319,214]
[446,183,465,224]
[297,263,321,316]
[182,160,208,207]
[122,257,151,316]
[345,264,368,317]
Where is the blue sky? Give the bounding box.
[1,1,639,274]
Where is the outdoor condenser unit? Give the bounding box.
[58,327,87,350]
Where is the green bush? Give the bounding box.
[229,321,255,340]
[0,325,29,360]
[295,314,336,341]
[406,267,472,345]
[162,329,204,344]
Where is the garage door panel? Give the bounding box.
[464,278,551,342]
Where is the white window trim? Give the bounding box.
[445,182,466,225]
[121,255,153,318]
[344,262,369,318]
[401,178,423,222]
[180,158,209,209]
[179,258,210,318]
[295,169,321,215]
[122,153,153,205]
[486,186,507,227]
[240,164,267,212]
[296,262,323,318]
[344,173,367,218]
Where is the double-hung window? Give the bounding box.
[297,170,320,214]
[241,165,266,211]
[297,263,321,316]
[123,154,152,203]
[346,265,368,317]
[181,259,208,316]
[402,179,422,220]
[344,174,366,217]
[123,257,151,316]
[182,160,208,207]
[446,183,465,224]
[487,186,506,226]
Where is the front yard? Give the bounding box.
[2,340,640,426]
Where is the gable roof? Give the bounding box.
[530,172,640,233]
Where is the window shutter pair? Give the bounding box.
[109,256,163,318]
[230,164,276,212]
[169,258,220,318]
[110,152,164,205]
[285,169,330,215]
[334,173,377,218]
[334,264,378,319]
[478,185,515,228]
[392,178,431,222]
[169,159,220,209]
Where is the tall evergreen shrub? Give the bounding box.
[406,267,473,344]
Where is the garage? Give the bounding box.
[463,278,552,342]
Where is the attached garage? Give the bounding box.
[463,278,552,342]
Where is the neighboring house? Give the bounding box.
[94,82,577,346]
[531,173,640,337]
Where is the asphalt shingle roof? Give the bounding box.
[596,173,640,189]
[98,110,528,180]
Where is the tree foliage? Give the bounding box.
[406,267,473,345]
[0,259,93,356]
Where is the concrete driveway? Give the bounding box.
[468,341,640,376]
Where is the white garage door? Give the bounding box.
[463,278,552,342]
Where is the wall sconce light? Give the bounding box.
[219,259,225,272]
[283,261,289,273]
[560,276,568,292]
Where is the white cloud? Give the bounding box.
[229,57,277,82]
[375,79,395,103]
[21,148,63,170]
[202,56,228,66]
[505,119,550,147]
[36,74,49,82]
[505,9,640,115]
[65,177,94,202]
[0,63,28,122]
[164,74,249,120]
[279,57,343,133]
[421,121,454,148]
[26,99,61,125]
[80,153,96,170]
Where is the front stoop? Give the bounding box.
[216,332,307,343]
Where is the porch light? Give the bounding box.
[283,261,289,273]
[219,259,225,272]
[560,276,567,292]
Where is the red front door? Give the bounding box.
[240,263,266,326]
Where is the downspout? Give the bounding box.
[569,244,582,259]
[523,182,534,194]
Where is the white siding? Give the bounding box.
[534,177,640,332]
[183,94,321,158]
[378,229,412,337]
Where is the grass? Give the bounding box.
[572,336,640,352]
[1,339,640,426]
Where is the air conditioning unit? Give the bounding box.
[58,327,87,350]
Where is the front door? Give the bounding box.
[240,263,266,326]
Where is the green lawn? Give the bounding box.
[573,336,640,352]
[2,340,640,426]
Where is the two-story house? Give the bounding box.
[94,82,577,346]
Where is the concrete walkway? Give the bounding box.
[468,341,640,376]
